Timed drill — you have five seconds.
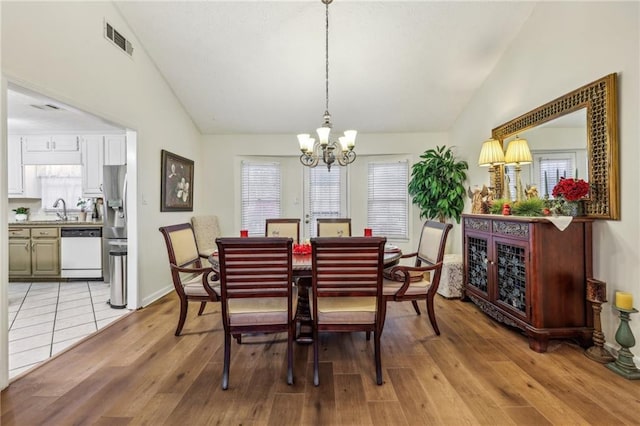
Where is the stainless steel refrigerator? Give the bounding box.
[102,165,127,283]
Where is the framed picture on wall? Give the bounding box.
[160,149,194,212]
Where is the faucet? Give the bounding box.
[53,198,68,221]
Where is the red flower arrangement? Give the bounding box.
[552,177,589,201]
[293,243,312,255]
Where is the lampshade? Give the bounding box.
[478,139,505,166]
[505,137,532,165]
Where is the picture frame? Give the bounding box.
[160,149,194,212]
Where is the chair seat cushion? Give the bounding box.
[228,287,298,326]
[182,272,220,297]
[383,267,425,283]
[383,277,431,296]
[312,296,377,324]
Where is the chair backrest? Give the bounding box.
[159,223,203,289]
[317,218,352,237]
[311,236,386,300]
[216,237,293,302]
[191,215,221,254]
[416,221,453,282]
[265,218,301,243]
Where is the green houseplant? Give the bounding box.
[12,207,30,221]
[408,145,468,223]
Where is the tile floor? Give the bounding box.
[8,281,130,379]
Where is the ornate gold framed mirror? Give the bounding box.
[491,73,619,220]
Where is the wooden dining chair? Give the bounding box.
[382,220,452,335]
[215,237,296,390]
[158,223,220,336]
[310,236,387,386]
[265,218,301,243]
[316,218,352,237]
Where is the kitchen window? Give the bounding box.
[37,165,83,212]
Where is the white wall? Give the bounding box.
[451,2,640,352]
[200,132,467,253]
[1,2,205,388]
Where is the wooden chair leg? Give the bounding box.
[233,334,242,344]
[222,331,231,390]
[426,295,440,336]
[366,331,371,340]
[374,330,383,385]
[175,298,188,336]
[287,323,294,385]
[313,327,320,386]
[197,301,206,316]
[411,300,421,315]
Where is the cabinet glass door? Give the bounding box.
[494,238,529,317]
[465,233,490,294]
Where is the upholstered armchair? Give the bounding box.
[382,220,452,335]
[191,215,221,258]
[159,223,220,336]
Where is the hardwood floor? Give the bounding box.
[2,292,639,425]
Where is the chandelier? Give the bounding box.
[298,0,357,171]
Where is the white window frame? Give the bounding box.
[240,160,281,236]
[367,160,409,240]
[303,166,348,239]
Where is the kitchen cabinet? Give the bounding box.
[8,135,24,196]
[23,135,79,152]
[82,135,105,197]
[104,135,126,165]
[22,135,81,165]
[462,214,593,352]
[9,227,60,278]
[82,134,126,197]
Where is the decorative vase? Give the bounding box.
[79,211,87,222]
[566,200,584,217]
[15,213,28,222]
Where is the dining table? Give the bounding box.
[208,245,402,343]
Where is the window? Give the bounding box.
[367,160,409,239]
[241,161,281,236]
[37,165,83,212]
[530,150,584,198]
[305,166,345,238]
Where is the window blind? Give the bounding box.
[241,161,281,236]
[306,166,343,238]
[367,160,409,239]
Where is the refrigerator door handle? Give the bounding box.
[121,173,127,220]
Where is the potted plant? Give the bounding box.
[13,207,30,221]
[77,198,89,221]
[408,145,469,223]
[552,177,590,216]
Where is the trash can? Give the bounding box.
[108,248,127,309]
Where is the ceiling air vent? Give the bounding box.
[104,21,133,57]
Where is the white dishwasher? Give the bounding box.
[60,227,103,278]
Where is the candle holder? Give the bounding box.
[606,306,640,380]
[585,279,615,363]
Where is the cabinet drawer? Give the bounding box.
[31,228,59,238]
[9,228,30,238]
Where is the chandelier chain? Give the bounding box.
[324,0,329,114]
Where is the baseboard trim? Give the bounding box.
[141,283,173,308]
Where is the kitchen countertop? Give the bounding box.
[9,220,104,227]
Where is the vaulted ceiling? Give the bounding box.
[114,1,536,135]
[7,2,537,135]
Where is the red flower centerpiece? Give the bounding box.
[552,177,589,201]
[293,243,312,255]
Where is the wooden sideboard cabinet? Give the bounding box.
[462,214,593,352]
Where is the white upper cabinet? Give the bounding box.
[104,135,126,165]
[8,135,24,196]
[82,135,105,197]
[22,135,81,164]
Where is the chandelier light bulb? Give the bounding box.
[344,130,357,149]
[316,127,330,146]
